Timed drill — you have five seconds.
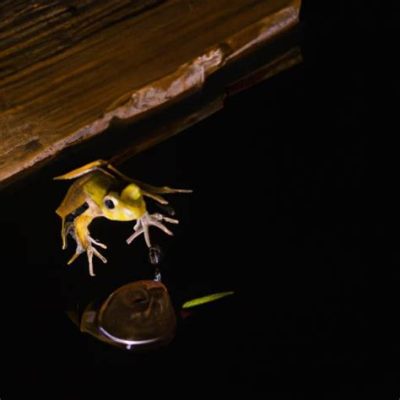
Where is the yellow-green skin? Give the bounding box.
[55,159,190,273]
[55,161,147,266]
[76,172,146,221]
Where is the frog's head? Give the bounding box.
[101,183,146,221]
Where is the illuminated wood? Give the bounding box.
[0,0,301,185]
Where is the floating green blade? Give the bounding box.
[182,291,234,309]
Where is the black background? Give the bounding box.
[1,1,399,398]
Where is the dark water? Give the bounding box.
[1,2,399,398]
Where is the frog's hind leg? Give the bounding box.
[67,211,107,276]
[58,160,192,204]
[54,160,112,180]
[130,179,192,205]
[60,217,73,250]
[59,202,90,250]
[105,163,192,204]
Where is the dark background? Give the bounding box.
[1,1,399,398]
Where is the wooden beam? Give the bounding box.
[0,0,301,184]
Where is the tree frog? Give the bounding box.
[55,160,191,276]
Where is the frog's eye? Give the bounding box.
[104,198,116,209]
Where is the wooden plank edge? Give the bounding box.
[0,0,301,185]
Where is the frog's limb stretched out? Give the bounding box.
[55,159,192,205]
[127,212,179,247]
[54,160,114,180]
[67,208,107,277]
[106,164,192,205]
[131,180,192,205]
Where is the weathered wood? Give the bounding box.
[0,0,164,78]
[0,0,301,184]
[109,45,302,168]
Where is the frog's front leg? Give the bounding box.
[68,210,107,276]
[126,212,179,247]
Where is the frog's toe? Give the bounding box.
[126,227,144,245]
[87,245,107,277]
[61,220,74,250]
[92,246,107,264]
[150,213,179,234]
[126,212,179,248]
[67,250,83,265]
[89,237,107,249]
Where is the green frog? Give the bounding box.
[55,159,191,276]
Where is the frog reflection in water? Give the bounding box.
[55,160,191,276]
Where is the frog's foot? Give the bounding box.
[67,236,108,277]
[86,239,108,277]
[126,212,179,247]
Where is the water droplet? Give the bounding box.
[149,245,163,265]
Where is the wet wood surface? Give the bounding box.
[0,0,301,185]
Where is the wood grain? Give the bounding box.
[0,0,301,184]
